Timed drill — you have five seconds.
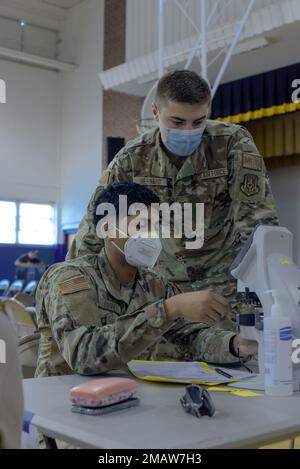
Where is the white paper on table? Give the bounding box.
[128,360,255,385]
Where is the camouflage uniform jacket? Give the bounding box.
[35,248,238,377]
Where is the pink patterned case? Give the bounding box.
[70,377,138,408]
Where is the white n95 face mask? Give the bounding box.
[112,226,162,269]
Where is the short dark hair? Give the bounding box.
[155,70,211,107]
[93,182,160,226]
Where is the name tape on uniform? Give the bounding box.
[200,168,228,180]
[133,177,169,186]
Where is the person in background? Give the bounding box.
[15,250,44,268]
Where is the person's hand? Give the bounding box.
[164,291,231,325]
[232,335,258,358]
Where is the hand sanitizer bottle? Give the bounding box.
[264,290,293,396]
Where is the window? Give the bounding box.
[0,200,56,245]
[0,201,17,243]
[19,203,55,245]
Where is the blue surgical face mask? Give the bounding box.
[164,126,205,157]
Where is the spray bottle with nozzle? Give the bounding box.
[264,289,293,396]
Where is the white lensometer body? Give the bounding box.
[230,225,300,383]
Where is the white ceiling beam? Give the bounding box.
[0,46,76,72]
[40,0,84,9]
[0,0,66,31]
[9,0,66,18]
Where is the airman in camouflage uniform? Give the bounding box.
[35,248,242,378]
[67,122,278,320]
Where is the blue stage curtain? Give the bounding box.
[212,62,300,123]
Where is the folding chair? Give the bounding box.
[14,293,34,308]
[6,280,24,298]
[0,279,10,299]
[1,299,37,338]
[18,333,40,379]
[23,280,38,296]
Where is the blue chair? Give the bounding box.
[6,280,24,298]
[23,281,38,296]
[0,279,10,299]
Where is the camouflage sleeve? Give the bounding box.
[151,282,239,364]
[227,126,279,248]
[46,270,174,375]
[66,152,133,260]
[163,323,238,364]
